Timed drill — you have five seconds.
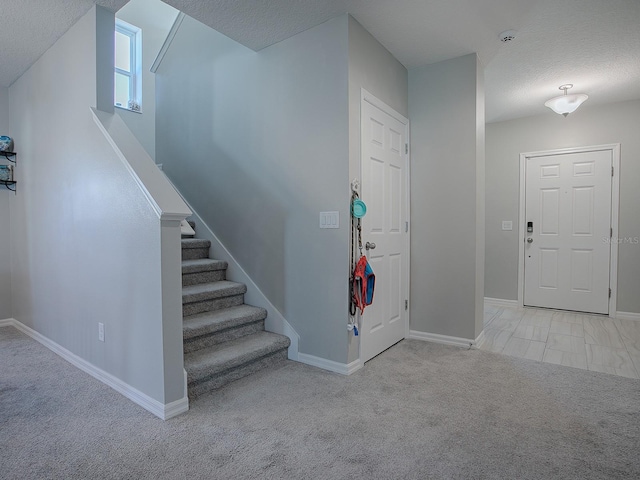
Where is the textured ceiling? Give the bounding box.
[1,0,639,122]
[163,0,533,67]
[0,0,128,88]
[485,0,640,122]
[165,0,640,122]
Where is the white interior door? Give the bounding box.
[360,91,409,363]
[524,150,612,314]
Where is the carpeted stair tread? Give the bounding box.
[185,331,290,380]
[181,238,211,260]
[181,238,211,249]
[180,233,289,397]
[182,258,228,274]
[182,281,247,303]
[183,305,267,340]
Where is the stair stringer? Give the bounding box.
[178,200,299,361]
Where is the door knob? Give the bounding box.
[365,242,376,250]
[527,238,533,243]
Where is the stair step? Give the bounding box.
[182,281,246,303]
[180,233,289,399]
[182,258,228,286]
[185,331,290,398]
[181,238,211,260]
[182,281,246,316]
[181,220,197,238]
[183,305,267,353]
[182,258,227,273]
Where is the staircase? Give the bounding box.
[181,225,290,399]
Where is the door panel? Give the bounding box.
[571,249,593,292]
[524,150,612,314]
[572,187,594,234]
[538,249,559,289]
[360,96,408,363]
[540,188,560,234]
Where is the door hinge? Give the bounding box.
[405,221,409,233]
[405,143,409,155]
[611,227,613,238]
[405,299,408,310]
[612,166,614,177]
[609,288,612,298]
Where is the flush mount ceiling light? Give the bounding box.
[544,84,589,117]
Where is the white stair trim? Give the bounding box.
[0,319,188,420]
[0,318,15,327]
[164,171,300,360]
[297,353,363,375]
[474,330,487,349]
[185,208,300,360]
[91,107,191,222]
[180,219,195,236]
[150,12,185,74]
[408,330,477,348]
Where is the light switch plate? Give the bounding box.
[320,211,339,229]
[502,220,513,231]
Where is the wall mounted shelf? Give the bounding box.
[0,151,16,192]
[0,151,16,163]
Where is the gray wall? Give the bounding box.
[409,54,485,340]
[0,86,11,319]
[116,0,179,160]
[156,15,351,362]
[347,15,408,362]
[8,7,182,404]
[486,99,640,314]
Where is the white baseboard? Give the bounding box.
[616,311,640,322]
[474,330,486,349]
[2,319,188,420]
[408,330,476,348]
[297,352,363,375]
[163,395,189,420]
[0,318,15,327]
[484,297,519,307]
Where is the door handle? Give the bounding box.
[527,238,533,243]
[365,242,376,250]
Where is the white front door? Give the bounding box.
[524,149,612,314]
[360,91,409,363]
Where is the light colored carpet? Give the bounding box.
[1,325,639,479]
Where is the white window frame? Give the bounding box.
[115,19,142,112]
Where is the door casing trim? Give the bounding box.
[359,88,411,361]
[517,144,620,317]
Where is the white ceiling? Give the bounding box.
[1,0,639,122]
[0,0,128,88]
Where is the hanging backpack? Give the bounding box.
[352,255,375,314]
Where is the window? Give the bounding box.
[114,19,142,112]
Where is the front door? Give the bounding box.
[360,91,409,362]
[524,149,612,314]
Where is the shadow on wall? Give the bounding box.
[158,89,287,313]
[155,13,352,363]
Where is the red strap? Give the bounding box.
[353,256,369,314]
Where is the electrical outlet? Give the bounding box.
[98,323,105,342]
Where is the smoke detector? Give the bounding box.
[499,30,518,42]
